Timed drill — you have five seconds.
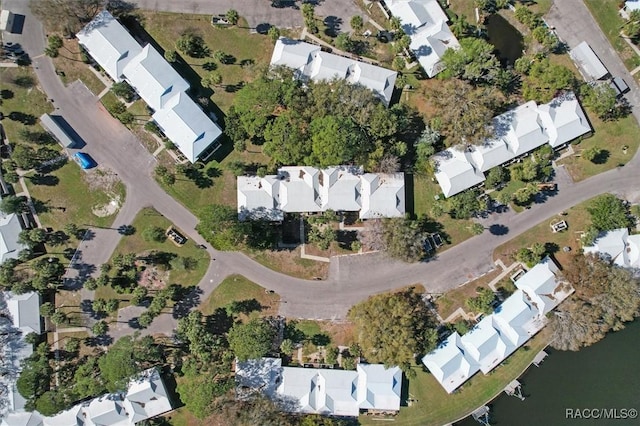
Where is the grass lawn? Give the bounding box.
[159,142,269,212]
[248,247,330,280]
[361,329,550,426]
[99,90,120,112]
[493,197,593,267]
[435,268,502,320]
[584,0,640,70]
[200,274,280,317]
[110,207,210,287]
[557,113,640,181]
[52,38,106,95]
[412,175,476,247]
[0,67,53,140]
[24,161,125,230]
[137,12,274,113]
[127,99,151,123]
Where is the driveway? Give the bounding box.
[133,0,367,30]
[546,0,640,123]
[5,0,640,340]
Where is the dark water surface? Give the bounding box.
[456,320,640,426]
[486,14,524,66]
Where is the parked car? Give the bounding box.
[73,152,97,169]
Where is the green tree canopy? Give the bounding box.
[348,288,437,371]
[227,318,275,361]
[441,37,504,86]
[428,79,503,145]
[550,255,640,351]
[587,194,631,232]
[307,115,367,167]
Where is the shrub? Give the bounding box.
[176,31,209,58]
[142,226,167,243]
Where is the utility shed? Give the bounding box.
[39,114,76,148]
[569,41,609,81]
[0,10,15,32]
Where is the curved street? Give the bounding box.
[3,0,640,338]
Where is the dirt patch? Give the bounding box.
[139,265,170,290]
[92,196,121,217]
[83,167,121,192]
[320,321,356,346]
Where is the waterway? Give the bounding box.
[485,14,524,66]
[456,320,640,426]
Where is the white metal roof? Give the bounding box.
[5,292,41,335]
[42,405,83,426]
[319,167,363,212]
[359,173,405,219]
[235,358,401,417]
[122,45,190,111]
[152,92,222,162]
[493,289,545,347]
[421,332,480,394]
[461,316,515,374]
[356,364,402,411]
[569,41,609,81]
[235,358,283,399]
[515,257,571,315]
[0,213,26,263]
[583,228,640,268]
[1,411,43,426]
[387,0,459,77]
[500,101,549,156]
[76,10,142,81]
[278,166,323,213]
[271,39,397,106]
[237,176,284,221]
[433,148,485,198]
[468,138,513,173]
[6,368,172,426]
[538,92,591,148]
[78,10,221,163]
[237,167,404,220]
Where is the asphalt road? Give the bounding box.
[133,0,366,31]
[4,0,640,338]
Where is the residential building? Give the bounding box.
[421,332,479,393]
[270,38,397,106]
[39,114,77,149]
[433,92,591,197]
[0,292,41,417]
[1,368,172,426]
[422,257,573,393]
[386,0,460,77]
[569,41,609,81]
[237,166,405,221]
[77,10,222,162]
[235,358,402,417]
[0,212,27,263]
[583,228,640,269]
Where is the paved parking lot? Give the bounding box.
[134,0,366,30]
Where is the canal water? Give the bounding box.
[456,321,640,426]
[485,14,524,66]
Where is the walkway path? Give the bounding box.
[4,0,640,339]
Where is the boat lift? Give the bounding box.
[504,379,525,401]
[471,406,490,425]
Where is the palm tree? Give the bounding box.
[389,16,402,32]
[226,9,239,26]
[451,14,471,38]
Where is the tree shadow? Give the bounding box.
[84,334,113,347]
[224,82,245,93]
[172,286,202,319]
[0,89,14,100]
[323,16,342,37]
[592,149,610,165]
[28,173,59,186]
[544,242,560,255]
[255,23,272,34]
[311,333,331,346]
[31,198,51,214]
[205,307,234,335]
[489,224,509,235]
[8,111,37,125]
